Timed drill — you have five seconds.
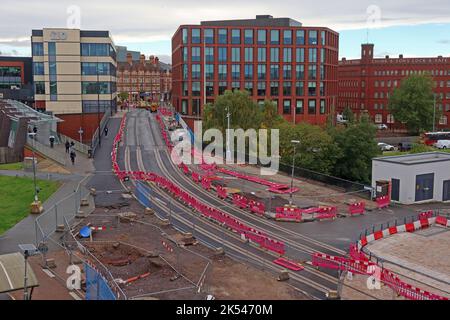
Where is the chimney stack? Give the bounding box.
[399,54,403,59]
[140,54,145,64]
[126,53,133,64]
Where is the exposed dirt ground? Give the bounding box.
[69,197,307,300]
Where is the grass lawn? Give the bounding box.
[0,162,24,170]
[0,176,60,235]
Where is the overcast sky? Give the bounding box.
[1,0,450,63]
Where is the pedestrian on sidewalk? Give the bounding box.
[49,135,55,148]
[70,150,76,165]
[65,141,70,153]
[104,126,109,137]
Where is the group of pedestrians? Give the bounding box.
[65,141,77,165]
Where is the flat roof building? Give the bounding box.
[372,152,450,204]
[31,28,117,142]
[0,56,33,104]
[172,15,339,128]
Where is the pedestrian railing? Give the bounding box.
[26,136,67,166]
[90,112,110,156]
[58,133,91,156]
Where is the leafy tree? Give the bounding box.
[388,74,441,134]
[118,92,129,102]
[343,106,355,123]
[332,116,381,183]
[260,100,284,129]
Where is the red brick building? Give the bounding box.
[117,53,172,102]
[172,15,339,128]
[338,43,450,128]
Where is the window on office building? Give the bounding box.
[270,48,279,63]
[192,99,201,115]
[82,82,112,94]
[320,82,325,96]
[309,48,317,63]
[283,65,292,79]
[320,99,326,114]
[270,30,280,45]
[182,47,188,62]
[308,82,316,96]
[32,42,44,56]
[33,62,44,75]
[34,81,45,94]
[232,64,240,80]
[308,65,317,80]
[308,30,318,45]
[231,48,240,62]
[296,81,304,96]
[218,47,227,62]
[192,82,201,96]
[296,30,305,45]
[182,82,188,96]
[258,48,266,62]
[321,31,326,46]
[244,48,253,62]
[192,29,201,44]
[182,28,188,44]
[244,64,253,79]
[270,65,279,80]
[296,48,305,63]
[257,30,266,45]
[270,82,279,96]
[218,29,227,44]
[192,47,201,62]
[296,65,305,79]
[308,99,316,114]
[205,47,214,62]
[283,48,292,63]
[244,29,253,44]
[219,82,227,95]
[232,81,240,91]
[257,82,266,96]
[205,64,214,80]
[283,100,291,114]
[296,100,304,114]
[283,30,292,45]
[375,114,383,123]
[258,64,266,80]
[192,64,201,79]
[205,29,214,44]
[231,29,241,44]
[218,64,227,80]
[182,64,188,80]
[181,100,188,114]
[283,82,292,96]
[245,82,253,95]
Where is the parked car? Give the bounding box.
[398,142,413,152]
[377,124,388,130]
[378,142,396,152]
[434,140,450,149]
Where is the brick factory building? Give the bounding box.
[338,43,450,129]
[172,15,339,128]
[117,53,172,103]
[31,28,117,143]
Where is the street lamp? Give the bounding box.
[19,244,39,300]
[28,132,42,214]
[433,93,437,132]
[289,140,300,206]
[225,107,232,163]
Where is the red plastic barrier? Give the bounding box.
[376,196,390,209]
[436,216,449,226]
[262,239,286,255]
[232,194,249,209]
[273,258,304,271]
[249,200,265,216]
[418,210,433,220]
[349,202,366,216]
[315,206,337,220]
[349,244,368,261]
[201,177,212,191]
[275,207,302,221]
[192,172,200,183]
[216,185,228,199]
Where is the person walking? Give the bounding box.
[65,141,70,153]
[70,150,76,165]
[49,135,55,148]
[104,126,109,137]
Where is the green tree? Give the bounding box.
[332,116,381,183]
[388,74,440,134]
[343,106,355,123]
[261,100,284,129]
[118,92,129,102]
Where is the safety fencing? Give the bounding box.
[349,202,366,216]
[111,113,286,257]
[26,135,67,165]
[274,206,338,222]
[84,261,117,300]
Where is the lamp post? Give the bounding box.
[289,140,300,206]
[225,107,232,163]
[19,244,39,300]
[28,132,42,214]
[97,58,102,148]
[433,93,437,132]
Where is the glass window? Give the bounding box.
[257,82,266,96]
[206,81,214,97]
[270,30,280,45]
[257,30,266,45]
[296,65,305,79]
[296,100,304,114]
[283,65,292,79]
[50,81,57,100]
[245,81,253,95]
[244,64,253,79]
[308,65,317,80]
[258,48,266,62]
[308,99,316,114]
[231,29,241,44]
[48,42,56,55]
[283,100,291,114]
[192,47,201,62]
[181,100,188,114]
[192,82,201,96]
[296,48,305,63]
[192,28,201,44]
[205,64,214,80]
[320,82,325,96]
[182,47,188,62]
[321,48,326,63]
[232,81,240,91]
[82,82,112,94]
[182,28,188,44]
[270,64,279,80]
[320,99,326,114]
[257,64,266,80]
[231,48,240,62]
[205,29,214,44]
[309,48,317,63]
[244,48,253,62]
[218,47,227,62]
[182,64,188,80]
[218,29,227,44]
[192,64,201,79]
[33,62,44,75]
[205,47,214,62]
[270,82,279,96]
[283,48,292,62]
[320,65,325,79]
[283,82,292,96]
[244,29,253,44]
[218,64,227,80]
[296,30,305,45]
[308,30,318,45]
[34,81,45,94]
[321,31,326,46]
[219,81,227,95]
[232,64,240,80]
[270,48,279,62]
[308,82,316,96]
[182,82,189,96]
[32,42,44,56]
[283,30,292,45]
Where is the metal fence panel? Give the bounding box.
[84,263,116,300]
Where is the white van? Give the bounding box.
[434,140,450,149]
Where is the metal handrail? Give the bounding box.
[26,136,66,165]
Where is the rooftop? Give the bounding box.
[374,152,450,165]
[201,15,302,27]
